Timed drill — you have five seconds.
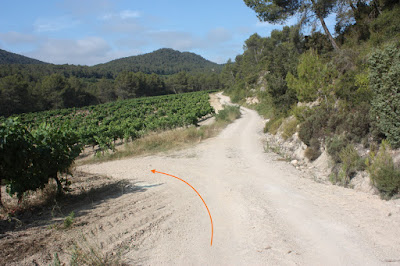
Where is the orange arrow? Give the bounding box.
[151,169,214,246]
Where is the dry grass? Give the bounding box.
[0,182,58,218]
[80,123,220,164]
[67,235,127,266]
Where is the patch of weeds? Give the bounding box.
[63,211,75,229]
[69,235,125,265]
[53,253,61,266]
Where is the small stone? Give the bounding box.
[291,160,298,166]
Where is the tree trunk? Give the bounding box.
[348,0,357,13]
[317,14,340,50]
[54,176,63,195]
[372,0,382,15]
[311,0,340,51]
[0,177,2,208]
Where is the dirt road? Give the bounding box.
[80,100,400,265]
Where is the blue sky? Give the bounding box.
[0,0,336,65]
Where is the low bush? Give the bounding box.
[281,118,298,140]
[329,143,364,186]
[298,107,330,146]
[366,141,400,198]
[215,105,241,122]
[264,117,283,135]
[290,105,313,123]
[255,93,275,118]
[304,138,321,161]
[339,144,365,183]
[63,211,75,229]
[327,102,371,142]
[327,135,349,163]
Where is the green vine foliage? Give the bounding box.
[0,118,82,199]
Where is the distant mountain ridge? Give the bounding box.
[93,48,222,75]
[0,49,47,64]
[0,48,222,75]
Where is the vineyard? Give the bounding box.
[2,91,214,151]
[0,91,215,200]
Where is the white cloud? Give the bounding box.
[59,0,115,17]
[105,49,142,61]
[26,36,114,65]
[101,14,113,20]
[102,20,145,33]
[0,31,37,44]
[206,27,232,43]
[115,38,149,48]
[120,10,141,19]
[148,30,198,51]
[100,10,141,21]
[34,17,80,33]
[209,55,228,64]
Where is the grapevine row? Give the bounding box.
[1,91,215,152]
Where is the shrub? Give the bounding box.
[281,118,298,140]
[298,107,330,146]
[327,103,371,142]
[255,93,275,118]
[0,118,82,201]
[264,117,283,135]
[366,141,400,198]
[286,49,335,102]
[370,6,400,45]
[369,43,400,148]
[305,147,320,161]
[327,135,349,163]
[344,103,371,142]
[304,138,321,161]
[64,211,75,229]
[290,105,313,123]
[339,144,364,182]
[216,105,241,122]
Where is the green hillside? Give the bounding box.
[0,48,223,117]
[94,48,222,75]
[0,49,47,64]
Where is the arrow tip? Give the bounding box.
[151,169,156,173]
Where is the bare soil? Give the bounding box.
[2,93,400,265]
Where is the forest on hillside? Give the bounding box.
[0,49,46,65]
[0,48,222,117]
[94,48,222,75]
[222,0,400,197]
